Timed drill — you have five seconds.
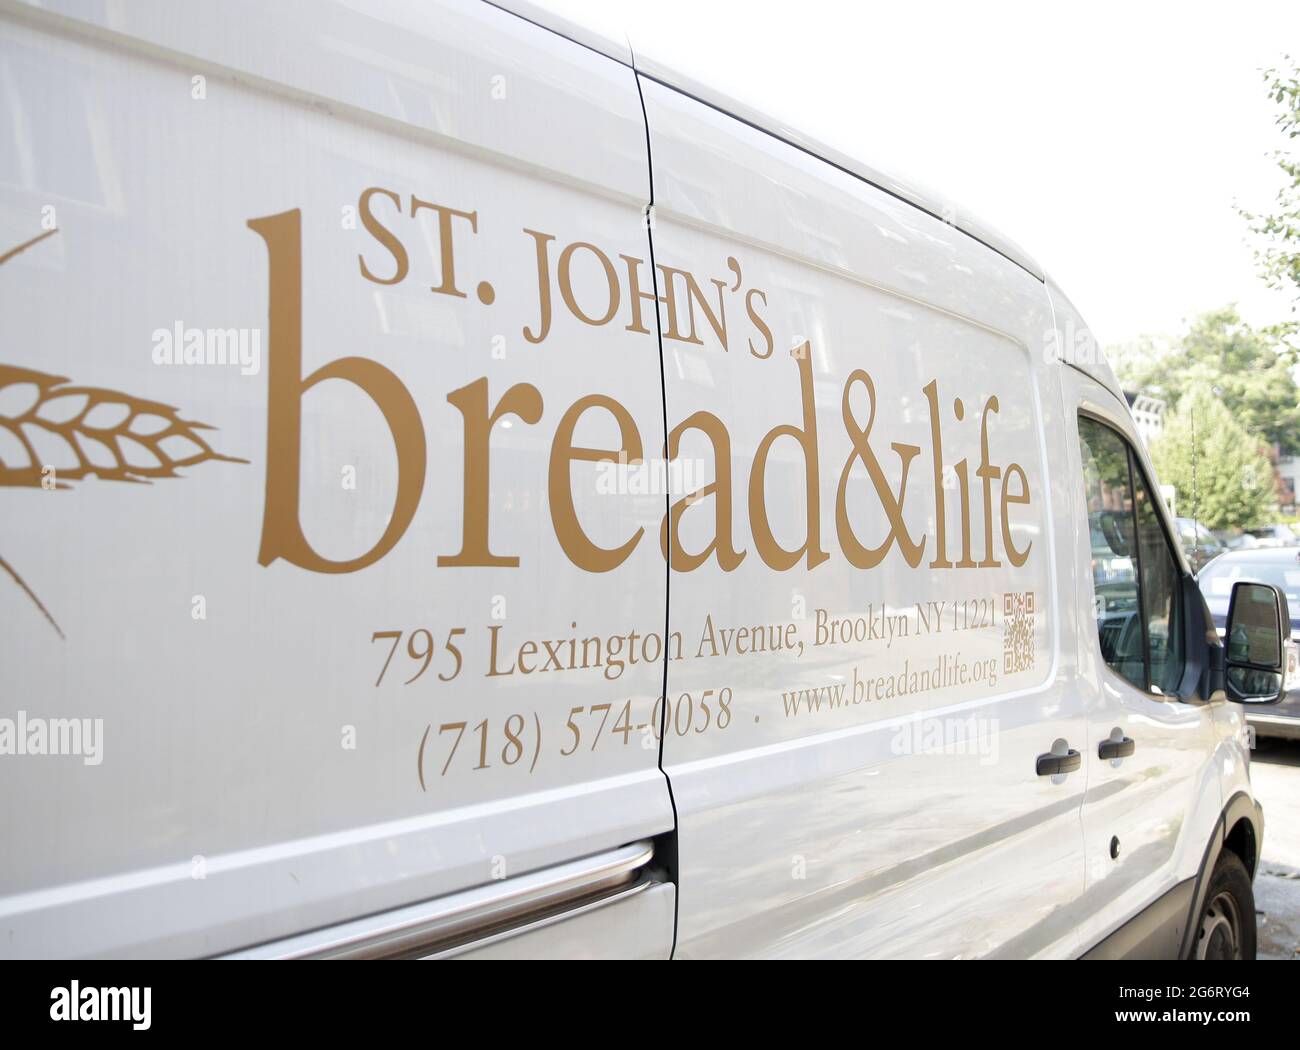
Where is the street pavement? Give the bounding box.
[1252,738,1300,960]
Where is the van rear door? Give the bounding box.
[0,0,673,958]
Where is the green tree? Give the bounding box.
[1240,57,1300,358]
[1113,306,1300,455]
[1149,387,1275,532]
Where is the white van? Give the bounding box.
[0,0,1287,960]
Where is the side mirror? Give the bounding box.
[1223,581,1290,704]
[1098,510,1130,557]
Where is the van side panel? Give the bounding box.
[639,77,1090,957]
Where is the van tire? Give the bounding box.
[1190,852,1255,960]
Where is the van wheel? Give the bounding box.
[1191,853,1255,960]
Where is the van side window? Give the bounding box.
[1078,416,1185,695]
[1131,462,1185,692]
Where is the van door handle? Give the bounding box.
[1098,737,1136,760]
[1035,749,1081,776]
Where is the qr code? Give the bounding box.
[1003,591,1035,674]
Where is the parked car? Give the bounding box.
[1175,517,1227,573]
[1240,524,1300,549]
[0,0,1282,961]
[1198,549,1300,740]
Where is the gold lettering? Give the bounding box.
[661,411,746,571]
[357,187,408,285]
[548,395,645,572]
[523,228,555,344]
[1001,462,1031,567]
[250,209,426,573]
[409,196,477,298]
[749,345,830,571]
[978,397,1003,568]
[836,368,924,569]
[557,242,620,327]
[745,288,773,359]
[621,254,658,336]
[439,378,543,568]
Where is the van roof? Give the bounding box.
[491,0,1046,282]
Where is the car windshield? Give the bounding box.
[1199,557,1300,617]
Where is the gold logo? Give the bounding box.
[0,230,245,637]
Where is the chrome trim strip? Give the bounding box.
[223,840,655,960]
[427,877,655,959]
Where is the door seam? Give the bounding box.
[630,45,681,961]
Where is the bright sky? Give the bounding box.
[532,0,1300,349]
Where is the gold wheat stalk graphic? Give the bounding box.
[0,555,65,640]
[0,363,247,487]
[1,229,247,637]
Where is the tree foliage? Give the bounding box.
[1239,57,1300,357]
[1148,387,1275,531]
[1113,305,1300,455]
